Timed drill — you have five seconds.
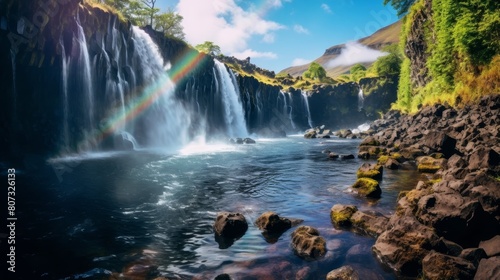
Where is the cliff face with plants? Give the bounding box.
[395,0,500,112]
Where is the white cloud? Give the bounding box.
[321,3,332,14]
[327,42,387,68]
[293,24,309,34]
[232,49,278,59]
[177,0,284,56]
[291,58,312,66]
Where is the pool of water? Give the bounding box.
[14,136,422,279]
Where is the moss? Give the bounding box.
[357,169,382,180]
[330,205,358,227]
[417,163,441,173]
[352,178,381,198]
[378,155,390,165]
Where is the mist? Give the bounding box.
[327,42,387,68]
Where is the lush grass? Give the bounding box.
[85,0,127,23]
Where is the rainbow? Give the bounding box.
[81,49,206,149]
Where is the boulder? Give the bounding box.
[474,256,500,280]
[468,147,500,172]
[214,274,232,280]
[422,251,476,280]
[416,156,446,174]
[213,212,248,249]
[422,131,457,158]
[243,138,256,144]
[350,211,388,237]
[291,226,326,260]
[304,130,317,139]
[357,152,370,159]
[384,158,401,170]
[479,235,500,257]
[326,265,359,280]
[373,214,440,277]
[351,178,381,198]
[360,136,380,146]
[328,152,339,159]
[460,248,487,267]
[330,204,358,227]
[255,212,302,243]
[357,163,383,180]
[340,154,355,160]
[416,193,495,247]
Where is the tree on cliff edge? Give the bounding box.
[303,62,327,81]
[195,41,222,56]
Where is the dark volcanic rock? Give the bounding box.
[255,212,302,243]
[373,214,440,277]
[422,251,476,280]
[213,212,248,249]
[474,256,500,280]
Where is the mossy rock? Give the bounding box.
[330,204,358,227]
[357,163,383,180]
[418,163,441,173]
[377,155,390,165]
[351,178,382,198]
[360,136,380,146]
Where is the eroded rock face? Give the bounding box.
[422,251,476,280]
[213,212,248,249]
[291,226,326,260]
[474,256,500,280]
[372,214,440,277]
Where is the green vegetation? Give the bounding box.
[88,0,185,39]
[417,163,441,173]
[195,41,222,56]
[303,62,327,81]
[350,64,367,81]
[372,44,403,77]
[393,0,500,112]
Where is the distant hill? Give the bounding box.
[281,20,402,78]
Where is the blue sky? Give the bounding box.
[155,0,400,72]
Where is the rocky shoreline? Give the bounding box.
[350,94,500,279]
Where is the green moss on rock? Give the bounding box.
[330,204,358,227]
[352,178,382,198]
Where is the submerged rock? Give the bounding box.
[326,265,359,280]
[291,226,326,260]
[213,212,248,249]
[255,211,302,243]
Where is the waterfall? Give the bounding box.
[75,16,95,144]
[280,91,296,130]
[358,88,364,111]
[301,91,313,128]
[286,92,296,130]
[60,39,70,151]
[213,60,248,138]
[130,26,191,149]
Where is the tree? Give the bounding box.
[371,44,402,76]
[303,62,327,80]
[195,41,221,56]
[154,9,185,40]
[141,0,159,26]
[383,0,416,16]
